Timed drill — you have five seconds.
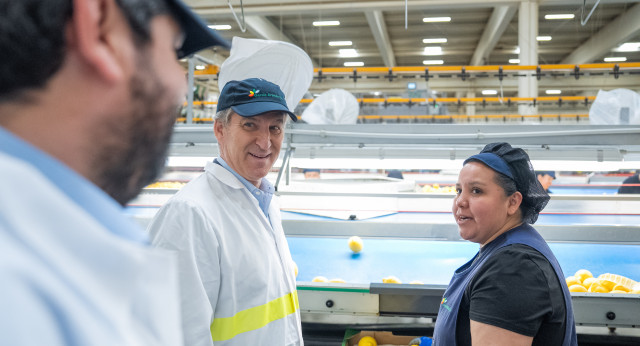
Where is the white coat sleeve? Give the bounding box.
[148,199,221,346]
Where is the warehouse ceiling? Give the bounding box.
[185,0,640,96]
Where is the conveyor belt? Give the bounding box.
[289,237,640,285]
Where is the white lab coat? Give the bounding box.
[148,161,303,346]
[0,152,182,345]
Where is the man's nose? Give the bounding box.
[255,128,271,149]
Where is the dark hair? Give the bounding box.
[0,0,169,102]
[466,142,550,224]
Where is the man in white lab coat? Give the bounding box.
[0,0,227,344]
[148,78,303,346]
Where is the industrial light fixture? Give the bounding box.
[195,65,206,70]
[514,47,520,54]
[313,20,340,26]
[423,17,451,23]
[423,38,447,44]
[613,42,640,52]
[509,59,520,64]
[423,46,443,55]
[339,49,359,58]
[344,62,364,67]
[423,60,444,65]
[482,90,498,95]
[604,57,627,62]
[536,36,552,41]
[544,14,575,20]
[329,41,352,46]
[208,24,232,30]
[545,90,562,95]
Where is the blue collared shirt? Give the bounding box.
[0,126,148,244]
[214,157,274,224]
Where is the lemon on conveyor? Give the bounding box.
[329,278,346,283]
[348,236,363,253]
[382,276,402,284]
[581,277,597,290]
[565,276,581,287]
[569,285,587,293]
[409,280,424,285]
[574,269,593,283]
[358,336,377,346]
[312,276,328,283]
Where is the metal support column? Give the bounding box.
[518,0,538,116]
[187,57,195,124]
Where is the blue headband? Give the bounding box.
[464,152,514,179]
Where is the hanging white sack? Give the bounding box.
[218,37,314,111]
[301,88,360,124]
[589,88,640,125]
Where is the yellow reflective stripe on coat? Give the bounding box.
[210,290,299,342]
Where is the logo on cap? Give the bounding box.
[249,89,259,97]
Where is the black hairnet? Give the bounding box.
[468,142,550,224]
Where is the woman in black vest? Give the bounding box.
[432,142,577,346]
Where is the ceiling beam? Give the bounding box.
[469,6,517,65]
[193,0,630,17]
[244,15,295,43]
[365,11,396,68]
[561,2,640,64]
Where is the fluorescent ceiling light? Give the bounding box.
[509,59,520,64]
[344,62,364,67]
[195,65,206,70]
[423,38,447,44]
[339,49,358,58]
[544,14,575,20]
[329,41,352,46]
[423,46,443,55]
[208,24,232,30]
[604,57,627,62]
[482,90,498,95]
[313,20,340,26]
[373,91,381,96]
[545,89,561,95]
[536,36,552,41]
[514,46,520,54]
[613,42,640,52]
[423,17,451,23]
[423,60,444,65]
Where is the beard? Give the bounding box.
[92,54,181,206]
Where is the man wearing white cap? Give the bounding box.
[0,0,228,344]
[149,78,303,346]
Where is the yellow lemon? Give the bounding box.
[358,336,378,346]
[565,276,581,287]
[598,273,637,291]
[630,289,640,294]
[329,278,346,283]
[348,236,363,253]
[574,269,593,283]
[588,284,609,293]
[569,285,587,293]
[611,290,628,294]
[597,279,617,292]
[312,276,328,283]
[409,280,424,285]
[612,284,630,292]
[382,276,402,284]
[293,261,298,277]
[581,277,597,290]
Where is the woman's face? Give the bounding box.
[453,161,522,246]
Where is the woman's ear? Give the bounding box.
[507,191,523,215]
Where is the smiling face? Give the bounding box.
[453,161,523,246]
[214,111,286,187]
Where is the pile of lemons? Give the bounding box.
[421,184,456,194]
[566,269,640,294]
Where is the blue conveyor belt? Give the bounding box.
[288,237,640,285]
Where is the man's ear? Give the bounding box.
[213,119,224,140]
[507,191,523,215]
[66,0,126,84]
